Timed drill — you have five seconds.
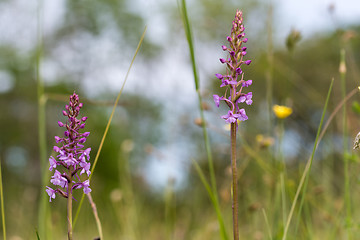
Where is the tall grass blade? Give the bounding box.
[261,208,273,240]
[282,79,334,240]
[73,26,147,228]
[192,159,228,240]
[178,1,228,239]
[36,0,51,238]
[340,49,352,236]
[35,229,41,240]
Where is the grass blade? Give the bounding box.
[282,79,334,240]
[179,1,228,239]
[36,229,41,240]
[192,159,228,240]
[73,26,147,229]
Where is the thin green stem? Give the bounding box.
[261,208,273,240]
[231,123,239,240]
[36,0,50,238]
[73,27,147,228]
[266,4,274,134]
[87,193,103,240]
[283,79,333,240]
[191,159,227,239]
[0,158,6,240]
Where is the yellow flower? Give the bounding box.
[272,105,293,119]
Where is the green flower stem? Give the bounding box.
[231,122,239,240]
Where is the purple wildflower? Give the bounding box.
[213,95,222,108]
[46,187,57,202]
[49,156,57,171]
[213,10,252,128]
[46,92,92,202]
[221,110,241,124]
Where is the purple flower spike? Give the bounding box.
[46,92,92,202]
[213,10,253,128]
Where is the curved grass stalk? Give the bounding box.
[73,27,147,230]
[282,79,333,240]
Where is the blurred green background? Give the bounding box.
[1,0,360,239]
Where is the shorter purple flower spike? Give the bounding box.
[47,92,92,202]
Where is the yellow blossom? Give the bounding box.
[272,105,293,119]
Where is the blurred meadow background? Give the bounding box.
[2,0,360,239]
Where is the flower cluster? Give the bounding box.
[46,92,92,202]
[213,10,252,126]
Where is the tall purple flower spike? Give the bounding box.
[213,10,252,128]
[46,92,92,202]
